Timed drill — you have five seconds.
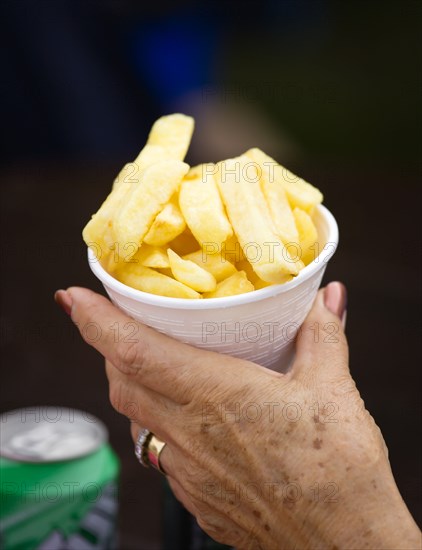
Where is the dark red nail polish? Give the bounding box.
[324,282,347,319]
[54,290,73,316]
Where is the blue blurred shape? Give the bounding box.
[131,14,217,105]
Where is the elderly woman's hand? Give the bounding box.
[56,283,420,549]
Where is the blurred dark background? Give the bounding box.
[1,0,421,548]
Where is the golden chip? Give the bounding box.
[179,164,233,248]
[215,156,299,283]
[167,249,217,293]
[203,271,254,298]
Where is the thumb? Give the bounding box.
[292,282,349,384]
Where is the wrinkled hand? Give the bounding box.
[56,284,420,549]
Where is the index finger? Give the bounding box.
[64,287,237,402]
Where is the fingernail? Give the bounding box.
[54,289,73,316]
[324,282,347,320]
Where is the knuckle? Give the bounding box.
[108,380,127,414]
[183,434,202,457]
[196,514,239,546]
[180,457,199,490]
[121,401,140,422]
[196,516,220,539]
[115,339,145,373]
[333,372,357,396]
[182,437,214,474]
[168,480,184,504]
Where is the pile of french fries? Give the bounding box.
[83,114,323,299]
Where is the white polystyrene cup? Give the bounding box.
[87,205,338,372]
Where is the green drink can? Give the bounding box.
[0,407,120,549]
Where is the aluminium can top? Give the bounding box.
[0,407,108,463]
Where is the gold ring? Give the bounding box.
[134,428,152,467]
[146,434,167,474]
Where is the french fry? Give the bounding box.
[114,160,189,259]
[112,154,164,191]
[102,251,119,274]
[113,114,194,190]
[236,260,275,289]
[293,208,318,265]
[84,113,324,299]
[245,149,322,211]
[215,156,299,283]
[144,198,186,246]
[144,114,195,161]
[179,165,233,248]
[218,235,246,263]
[116,263,201,299]
[84,114,194,251]
[167,249,217,292]
[203,271,254,298]
[131,244,169,269]
[83,170,134,254]
[246,148,298,244]
[183,250,237,282]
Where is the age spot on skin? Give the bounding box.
[200,423,210,433]
[253,510,261,518]
[283,498,295,510]
[372,480,377,489]
[363,529,373,538]
[284,422,298,436]
[213,445,218,452]
[280,472,289,484]
[264,524,270,531]
[313,438,323,449]
[318,462,324,468]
